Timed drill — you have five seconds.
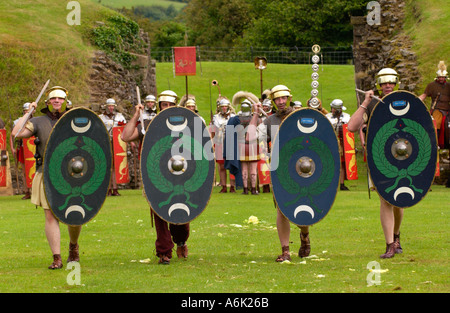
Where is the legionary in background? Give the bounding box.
[211,98,236,193]
[419,61,450,150]
[12,86,82,270]
[10,102,33,199]
[326,99,351,191]
[142,94,157,122]
[230,99,261,195]
[99,98,127,196]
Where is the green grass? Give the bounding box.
[155,62,357,125]
[0,184,448,293]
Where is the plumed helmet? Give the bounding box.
[436,61,448,78]
[158,90,178,105]
[376,68,399,89]
[330,99,346,111]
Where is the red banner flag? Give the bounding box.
[174,46,196,76]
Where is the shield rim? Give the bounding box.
[366,90,438,208]
[43,107,112,226]
[140,106,215,225]
[270,107,340,227]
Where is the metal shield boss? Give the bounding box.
[366,91,437,208]
[141,107,215,224]
[43,108,112,226]
[271,108,340,226]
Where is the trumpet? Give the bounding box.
[212,79,221,98]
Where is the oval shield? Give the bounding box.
[271,108,340,226]
[141,107,215,224]
[366,91,438,208]
[43,108,112,226]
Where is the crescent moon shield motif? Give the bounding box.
[168,203,191,217]
[271,108,340,227]
[166,116,188,132]
[393,187,415,201]
[71,118,92,133]
[43,107,112,226]
[297,118,318,134]
[366,91,437,208]
[65,205,86,219]
[389,101,410,116]
[294,205,315,219]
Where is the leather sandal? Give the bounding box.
[276,246,291,262]
[158,254,171,265]
[67,243,80,263]
[380,241,398,259]
[48,254,63,269]
[299,232,311,258]
[394,233,403,254]
[176,243,188,259]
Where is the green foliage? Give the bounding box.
[90,14,145,68]
[133,4,179,21]
[153,21,186,47]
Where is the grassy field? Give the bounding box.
[155,62,358,125]
[0,184,448,293]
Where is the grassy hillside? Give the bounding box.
[0,0,114,121]
[93,0,187,10]
[404,0,450,93]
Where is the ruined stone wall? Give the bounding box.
[88,30,157,120]
[351,0,421,103]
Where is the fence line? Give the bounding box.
[151,46,354,65]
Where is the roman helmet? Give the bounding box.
[22,102,31,113]
[46,86,68,112]
[240,99,252,117]
[185,98,198,112]
[436,61,448,79]
[262,98,273,112]
[144,94,157,112]
[218,98,231,115]
[330,99,346,111]
[270,85,292,108]
[158,90,178,109]
[376,68,399,90]
[292,101,302,109]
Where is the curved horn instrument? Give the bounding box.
[212,79,221,98]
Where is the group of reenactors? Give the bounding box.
[1,60,448,269]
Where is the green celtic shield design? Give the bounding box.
[43,108,112,226]
[367,91,438,208]
[140,107,215,224]
[271,108,340,226]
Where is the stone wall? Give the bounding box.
[88,30,157,120]
[351,0,421,103]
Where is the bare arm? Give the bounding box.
[120,104,142,142]
[347,91,372,133]
[11,102,36,139]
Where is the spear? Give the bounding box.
[14,79,50,140]
[355,88,385,104]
